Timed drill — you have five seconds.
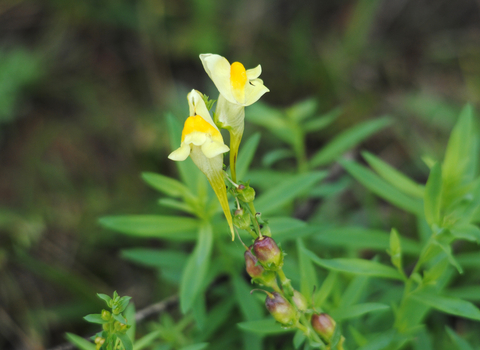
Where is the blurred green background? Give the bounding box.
[1,0,480,348]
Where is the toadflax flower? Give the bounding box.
[168,89,234,240]
[200,54,269,182]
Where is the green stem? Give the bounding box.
[277,268,294,297]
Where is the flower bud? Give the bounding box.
[265,292,298,327]
[101,309,111,321]
[311,313,336,341]
[292,290,308,311]
[253,236,283,269]
[95,337,105,350]
[233,208,251,230]
[237,185,255,203]
[244,249,277,287]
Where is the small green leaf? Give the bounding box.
[424,163,443,226]
[331,303,389,321]
[178,343,209,350]
[356,329,395,350]
[262,149,295,167]
[112,313,127,324]
[446,327,474,350]
[310,116,392,167]
[237,318,295,334]
[117,333,133,350]
[255,172,327,215]
[124,303,135,342]
[180,223,213,313]
[340,160,423,215]
[83,314,107,324]
[388,228,402,270]
[411,290,480,320]
[65,333,96,350]
[236,133,261,180]
[287,98,317,122]
[97,293,112,304]
[302,248,402,280]
[447,285,480,301]
[433,239,463,274]
[362,151,424,198]
[99,215,199,241]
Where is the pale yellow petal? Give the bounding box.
[246,64,262,80]
[168,142,190,161]
[201,140,230,158]
[187,90,217,128]
[244,78,270,106]
[199,54,237,104]
[184,132,207,146]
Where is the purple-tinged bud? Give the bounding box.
[292,290,308,311]
[311,313,336,341]
[253,236,283,269]
[244,249,277,287]
[265,292,298,326]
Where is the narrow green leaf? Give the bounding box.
[424,163,443,226]
[236,133,261,180]
[178,343,209,350]
[237,318,295,334]
[180,223,213,313]
[133,330,162,350]
[314,271,337,307]
[158,198,195,214]
[262,149,294,168]
[302,107,341,133]
[99,215,198,241]
[433,239,463,274]
[362,151,424,198]
[121,249,188,269]
[310,116,392,167]
[287,98,317,122]
[117,333,133,350]
[340,160,423,215]
[339,275,369,308]
[450,224,480,243]
[331,303,389,321]
[112,313,127,324]
[410,291,480,320]
[255,172,327,215]
[83,314,106,324]
[65,333,96,350]
[303,248,402,280]
[443,104,476,188]
[141,172,191,198]
[313,227,420,254]
[447,285,480,301]
[297,238,318,305]
[446,327,474,350]
[246,103,293,145]
[231,274,263,321]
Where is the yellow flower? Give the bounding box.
[168,90,229,161]
[200,54,269,106]
[168,90,234,240]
